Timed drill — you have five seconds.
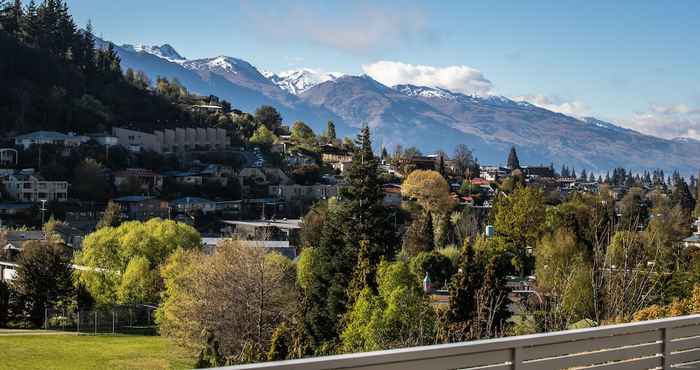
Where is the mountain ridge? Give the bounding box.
[101,41,700,174]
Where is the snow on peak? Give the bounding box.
[394,84,458,100]
[266,68,345,94]
[124,43,185,62]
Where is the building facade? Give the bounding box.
[2,171,69,202]
[112,126,228,153]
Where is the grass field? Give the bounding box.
[0,333,195,370]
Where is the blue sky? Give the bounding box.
[67,0,700,139]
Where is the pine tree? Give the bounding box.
[421,211,435,252]
[343,125,397,273]
[507,146,520,170]
[324,121,336,142]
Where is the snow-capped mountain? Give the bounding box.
[121,43,185,62]
[265,69,344,95]
[98,39,700,174]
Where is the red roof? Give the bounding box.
[470,178,490,186]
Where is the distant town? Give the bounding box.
[2,1,700,369]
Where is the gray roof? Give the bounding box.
[684,234,700,243]
[15,131,69,141]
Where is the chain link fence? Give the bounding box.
[43,305,157,335]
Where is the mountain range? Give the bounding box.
[99,41,700,175]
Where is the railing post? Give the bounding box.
[512,347,522,370]
[77,311,80,334]
[662,327,671,370]
[112,311,115,334]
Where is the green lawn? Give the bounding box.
[0,333,195,370]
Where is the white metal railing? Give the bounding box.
[220,314,700,370]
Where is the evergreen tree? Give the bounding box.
[421,211,435,252]
[507,146,520,170]
[343,125,397,283]
[324,120,336,142]
[671,177,696,216]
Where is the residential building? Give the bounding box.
[162,171,204,186]
[86,133,119,146]
[14,131,87,149]
[112,126,228,153]
[171,197,217,214]
[382,184,402,207]
[221,219,302,249]
[480,166,509,182]
[191,104,223,113]
[523,166,556,178]
[114,168,164,193]
[2,170,69,202]
[112,195,168,220]
[684,219,700,249]
[0,148,18,167]
[321,144,353,164]
[398,155,436,171]
[269,184,339,201]
[202,238,296,259]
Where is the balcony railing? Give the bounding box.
[221,314,700,370]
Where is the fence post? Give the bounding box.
[112,311,115,335]
[77,311,80,334]
[662,327,671,370]
[44,307,48,330]
[94,311,97,336]
[512,347,522,370]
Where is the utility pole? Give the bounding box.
[40,199,47,225]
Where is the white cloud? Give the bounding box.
[362,61,493,96]
[620,103,700,140]
[513,94,589,117]
[238,2,434,54]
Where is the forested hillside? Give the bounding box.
[0,0,229,138]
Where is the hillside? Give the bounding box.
[0,29,192,138]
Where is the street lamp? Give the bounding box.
[40,199,47,225]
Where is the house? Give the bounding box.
[171,197,217,214]
[286,152,317,167]
[321,144,353,164]
[86,133,119,146]
[221,219,302,249]
[269,184,339,202]
[14,131,87,149]
[191,104,223,113]
[112,195,168,220]
[382,184,402,207]
[523,166,556,178]
[398,156,436,171]
[112,126,228,153]
[684,220,700,249]
[114,168,164,192]
[162,171,204,186]
[0,202,34,217]
[202,237,296,259]
[2,230,45,261]
[1,170,69,202]
[0,148,18,166]
[480,166,509,182]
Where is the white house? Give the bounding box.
[2,170,69,202]
[14,131,87,149]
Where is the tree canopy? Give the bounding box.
[74,219,201,304]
